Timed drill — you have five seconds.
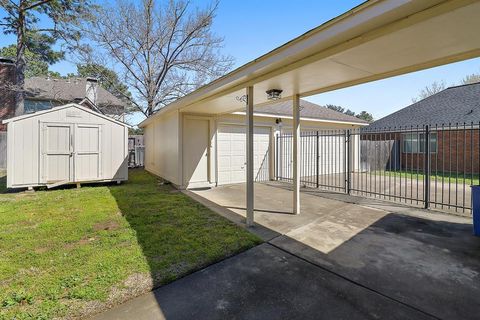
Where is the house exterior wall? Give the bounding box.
[399,130,480,174]
[362,130,480,174]
[143,110,181,185]
[6,105,128,188]
[143,111,364,188]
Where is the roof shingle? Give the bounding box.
[254,99,368,124]
[24,77,125,108]
[367,82,480,130]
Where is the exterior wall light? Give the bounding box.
[266,89,283,100]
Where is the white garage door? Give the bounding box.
[217,125,270,185]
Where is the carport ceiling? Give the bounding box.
[150,0,480,119]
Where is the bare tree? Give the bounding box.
[461,73,480,85]
[77,0,233,117]
[411,80,447,103]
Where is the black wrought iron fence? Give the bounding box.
[275,123,480,214]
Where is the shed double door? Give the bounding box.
[41,123,102,184]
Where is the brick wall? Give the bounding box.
[0,59,15,131]
[400,129,480,174]
[363,129,480,175]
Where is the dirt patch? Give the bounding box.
[93,221,120,232]
[15,193,37,199]
[64,236,97,250]
[34,247,49,254]
[68,273,154,319]
[18,220,39,229]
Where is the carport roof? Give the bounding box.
[139,0,480,128]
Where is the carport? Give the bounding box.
[141,0,480,226]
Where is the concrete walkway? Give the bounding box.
[93,244,434,320]
[92,183,480,320]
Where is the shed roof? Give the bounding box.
[367,82,480,130]
[2,103,131,128]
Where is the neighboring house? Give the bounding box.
[24,77,126,121]
[365,82,480,173]
[140,99,367,189]
[0,58,127,130]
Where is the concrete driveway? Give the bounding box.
[93,182,480,320]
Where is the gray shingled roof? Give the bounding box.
[254,99,368,124]
[367,82,480,130]
[24,77,125,108]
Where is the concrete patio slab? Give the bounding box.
[92,244,434,320]
[188,182,480,320]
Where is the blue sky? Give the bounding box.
[1,0,479,125]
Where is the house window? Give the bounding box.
[402,133,437,153]
[24,100,58,113]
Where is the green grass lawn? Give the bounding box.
[0,169,261,319]
[373,170,480,186]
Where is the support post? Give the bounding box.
[316,131,319,188]
[246,86,255,226]
[346,130,351,194]
[293,94,300,214]
[424,125,430,209]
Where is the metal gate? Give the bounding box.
[275,123,480,214]
[276,130,347,192]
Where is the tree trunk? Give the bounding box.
[15,4,26,116]
[146,99,155,117]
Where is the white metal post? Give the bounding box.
[293,94,301,214]
[246,86,255,226]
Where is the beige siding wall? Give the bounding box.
[7,105,128,188]
[143,110,181,185]
[142,111,364,188]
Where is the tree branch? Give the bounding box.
[23,0,53,11]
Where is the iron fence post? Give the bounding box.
[316,131,320,188]
[424,125,430,209]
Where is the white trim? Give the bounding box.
[292,94,300,215]
[3,103,132,128]
[231,111,368,126]
[246,86,254,226]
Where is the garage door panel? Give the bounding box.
[230,155,245,167]
[217,125,270,185]
[217,156,232,169]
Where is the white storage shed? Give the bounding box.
[3,103,130,189]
